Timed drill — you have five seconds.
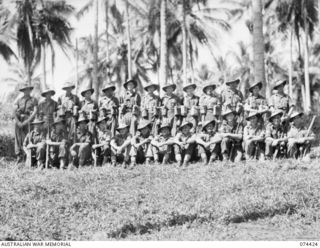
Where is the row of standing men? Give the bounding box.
[15,77,315,168]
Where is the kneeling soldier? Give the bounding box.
[151,120,175,165]
[219,109,243,162]
[130,119,153,167]
[287,112,315,159]
[92,111,112,166]
[46,115,69,169]
[110,121,132,168]
[265,110,288,160]
[243,111,265,161]
[196,119,222,164]
[173,121,197,167]
[70,112,93,167]
[23,117,46,168]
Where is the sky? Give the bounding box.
[0,0,251,102]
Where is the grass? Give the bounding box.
[0,159,320,241]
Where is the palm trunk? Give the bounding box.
[76,38,79,94]
[252,0,267,97]
[182,0,187,86]
[289,24,293,99]
[303,0,311,112]
[105,0,110,81]
[93,0,99,101]
[159,0,167,97]
[125,0,132,79]
[42,45,47,90]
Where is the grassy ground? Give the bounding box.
[0,159,320,241]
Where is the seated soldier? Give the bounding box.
[243,111,265,161]
[110,121,132,168]
[219,109,243,162]
[151,120,175,165]
[130,119,153,167]
[92,111,112,166]
[265,110,288,160]
[196,119,222,164]
[287,112,315,159]
[70,112,93,167]
[173,121,197,167]
[23,117,46,168]
[46,115,68,169]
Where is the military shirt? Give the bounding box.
[99,96,119,116]
[287,124,314,139]
[141,94,160,111]
[175,132,195,149]
[58,93,80,112]
[245,94,267,111]
[38,99,58,125]
[112,133,132,146]
[265,123,287,139]
[76,128,93,145]
[199,93,221,110]
[80,99,98,116]
[183,94,199,109]
[96,128,112,144]
[153,134,172,143]
[219,121,244,135]
[120,91,141,114]
[15,96,38,121]
[23,130,46,146]
[51,129,68,143]
[269,93,294,113]
[220,87,243,111]
[243,124,265,140]
[161,93,181,118]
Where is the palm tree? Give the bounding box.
[0,4,16,62]
[159,0,167,94]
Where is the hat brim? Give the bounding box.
[124,79,137,89]
[162,84,177,91]
[249,82,262,92]
[32,121,44,125]
[202,120,216,131]
[179,123,193,130]
[137,123,152,130]
[144,84,159,91]
[203,84,216,94]
[159,125,171,130]
[289,113,303,121]
[117,125,129,130]
[226,79,240,85]
[246,113,261,121]
[183,84,196,92]
[269,112,283,121]
[77,119,89,124]
[19,86,34,92]
[222,111,236,118]
[53,120,65,125]
[81,89,94,97]
[102,86,116,92]
[273,80,287,89]
[41,90,55,97]
[62,85,75,90]
[97,117,108,124]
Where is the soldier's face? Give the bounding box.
[186,87,194,94]
[127,82,134,91]
[104,89,113,97]
[23,89,31,96]
[293,116,302,126]
[276,85,284,92]
[166,87,174,94]
[45,93,52,100]
[65,88,72,94]
[272,116,281,126]
[147,86,156,94]
[98,120,107,131]
[249,116,258,125]
[205,87,213,95]
[84,91,92,99]
[79,122,87,130]
[55,122,64,131]
[252,86,260,95]
[226,113,235,122]
[229,82,237,89]
[205,123,214,133]
[140,126,150,136]
[34,124,42,132]
[161,127,170,136]
[182,125,191,134]
[119,127,128,135]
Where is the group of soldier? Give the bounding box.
[14,76,316,169]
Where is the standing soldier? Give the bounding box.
[220,78,244,114]
[244,81,268,113]
[46,115,69,169]
[23,117,46,168]
[38,88,58,134]
[287,112,315,159]
[265,110,288,160]
[120,79,141,136]
[14,83,38,162]
[58,81,80,143]
[70,111,93,167]
[200,82,221,123]
[243,111,266,160]
[218,108,244,162]
[141,82,161,135]
[269,79,294,115]
[161,83,181,136]
[99,82,119,137]
[182,80,200,134]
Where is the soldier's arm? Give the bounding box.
[120,135,132,150]
[22,99,38,127]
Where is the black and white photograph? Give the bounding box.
[0,0,320,245]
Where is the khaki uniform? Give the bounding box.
[23,130,46,166]
[244,94,267,112]
[141,94,161,121]
[199,93,221,121]
[269,93,294,114]
[243,124,265,159]
[182,94,199,132]
[99,96,119,118]
[220,87,243,112]
[130,132,153,163]
[265,123,287,158]
[161,93,181,136]
[120,92,141,133]
[94,128,112,164]
[80,99,99,115]
[38,99,58,129]
[174,132,196,160]
[197,132,221,161]
[287,124,314,158]
[111,133,132,164]
[219,121,243,161]
[152,134,174,163]
[14,96,38,156]
[49,129,68,166]
[71,128,93,166]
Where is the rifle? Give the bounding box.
[302,115,316,157]
[228,114,243,161]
